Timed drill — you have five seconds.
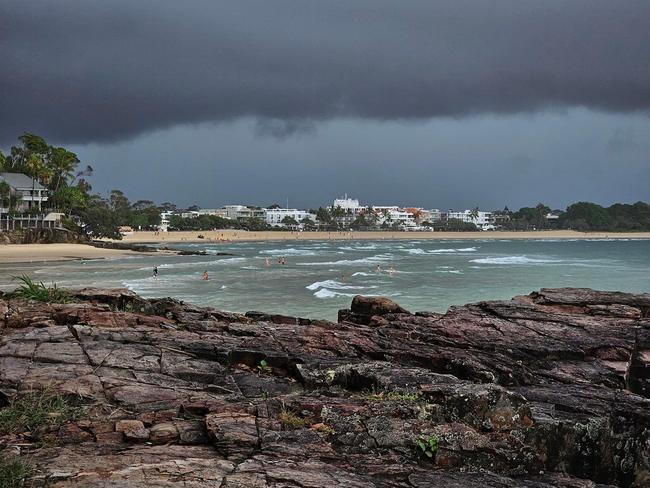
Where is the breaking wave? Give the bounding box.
[259,248,318,256]
[297,254,393,266]
[470,256,561,265]
[406,247,477,255]
[313,288,356,299]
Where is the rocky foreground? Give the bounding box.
[0,288,649,487]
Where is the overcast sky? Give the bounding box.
[1,1,649,209]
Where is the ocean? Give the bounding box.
[1,239,649,320]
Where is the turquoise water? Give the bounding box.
[1,239,649,320]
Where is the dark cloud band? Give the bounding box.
[1,0,649,144]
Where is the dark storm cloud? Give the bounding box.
[1,0,649,144]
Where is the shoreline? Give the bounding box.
[115,229,650,244]
[1,230,649,264]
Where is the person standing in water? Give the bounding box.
[388,266,395,277]
[265,257,270,267]
[202,270,209,281]
[153,266,158,277]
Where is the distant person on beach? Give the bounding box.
[202,271,209,281]
[153,266,158,277]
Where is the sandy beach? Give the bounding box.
[116,229,650,244]
[0,243,152,264]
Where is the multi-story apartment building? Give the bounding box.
[265,208,316,227]
[443,210,495,230]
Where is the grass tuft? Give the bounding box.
[279,408,310,430]
[8,275,73,303]
[361,389,422,403]
[0,454,31,488]
[0,390,83,435]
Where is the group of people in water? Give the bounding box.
[151,256,395,283]
[264,256,287,266]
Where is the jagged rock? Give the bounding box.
[338,295,411,324]
[115,420,150,441]
[1,288,649,487]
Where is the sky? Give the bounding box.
[1,0,649,210]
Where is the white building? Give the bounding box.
[159,211,174,232]
[445,210,495,230]
[383,209,417,229]
[265,208,316,228]
[333,195,362,212]
[429,209,442,222]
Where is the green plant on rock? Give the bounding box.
[0,454,32,488]
[8,275,73,303]
[416,434,439,460]
[0,389,84,435]
[257,359,271,373]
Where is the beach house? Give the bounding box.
[0,172,49,212]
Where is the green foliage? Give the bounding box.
[0,390,83,435]
[0,454,32,488]
[77,195,122,239]
[432,218,479,231]
[50,185,88,213]
[281,216,299,227]
[8,275,73,303]
[416,435,439,459]
[561,202,612,231]
[257,359,271,373]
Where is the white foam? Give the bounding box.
[406,247,477,255]
[469,256,561,265]
[297,254,393,266]
[259,248,317,256]
[339,244,379,251]
[313,288,356,299]
[306,279,374,291]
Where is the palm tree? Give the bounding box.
[469,207,480,221]
[48,147,80,192]
[26,154,46,211]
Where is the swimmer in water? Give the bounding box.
[153,266,158,277]
[376,265,381,273]
[265,257,270,267]
[388,266,395,277]
[202,270,209,281]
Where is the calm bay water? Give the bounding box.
[1,239,649,320]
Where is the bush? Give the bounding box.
[8,275,73,303]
